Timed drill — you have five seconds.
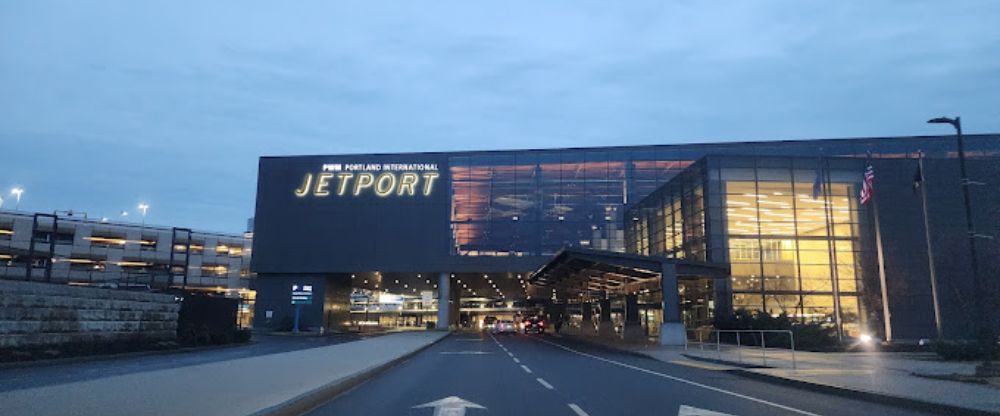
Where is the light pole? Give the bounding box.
[138,203,149,227]
[10,187,24,210]
[927,116,994,368]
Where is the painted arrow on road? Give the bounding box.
[413,396,487,416]
[678,405,736,416]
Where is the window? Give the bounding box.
[715,158,863,334]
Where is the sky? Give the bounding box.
[1,1,999,233]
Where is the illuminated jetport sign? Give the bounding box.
[294,163,440,198]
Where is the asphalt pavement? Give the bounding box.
[308,331,939,416]
[0,331,364,392]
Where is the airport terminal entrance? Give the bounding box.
[529,248,728,344]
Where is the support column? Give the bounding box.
[660,262,685,346]
[597,298,615,338]
[547,303,566,333]
[449,279,460,329]
[622,294,644,342]
[437,272,450,330]
[580,302,594,335]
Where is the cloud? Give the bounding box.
[1,0,998,232]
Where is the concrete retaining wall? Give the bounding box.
[0,280,179,348]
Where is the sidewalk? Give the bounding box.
[558,333,1000,414]
[1,330,449,416]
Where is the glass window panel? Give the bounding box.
[836,264,857,291]
[801,279,832,292]
[733,293,764,312]
[839,296,861,324]
[799,263,831,279]
[763,271,799,291]
[798,240,830,265]
[756,168,792,182]
[802,295,833,307]
[732,275,761,291]
[765,295,799,316]
[728,239,759,262]
[802,295,836,324]
[720,168,756,180]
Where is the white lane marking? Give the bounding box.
[568,403,590,416]
[521,365,532,374]
[678,405,734,416]
[513,357,521,363]
[533,337,821,416]
[536,377,554,390]
[507,351,514,357]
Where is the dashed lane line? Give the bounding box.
[568,403,590,416]
[536,377,554,390]
[533,337,821,416]
[489,333,586,416]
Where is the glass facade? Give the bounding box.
[446,135,1000,260]
[626,156,866,336]
[449,151,694,257]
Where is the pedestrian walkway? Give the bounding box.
[0,330,449,416]
[556,333,1000,414]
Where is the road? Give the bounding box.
[308,332,936,416]
[0,332,364,392]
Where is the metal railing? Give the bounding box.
[686,328,796,369]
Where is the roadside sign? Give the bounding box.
[292,284,313,305]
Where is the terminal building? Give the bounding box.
[250,134,1000,342]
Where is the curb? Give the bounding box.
[0,340,253,370]
[729,368,1000,416]
[680,353,766,369]
[252,331,452,416]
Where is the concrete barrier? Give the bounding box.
[0,280,179,348]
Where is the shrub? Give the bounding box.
[713,309,838,351]
[932,340,999,361]
[275,316,295,332]
[234,329,253,343]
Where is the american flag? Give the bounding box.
[860,162,875,205]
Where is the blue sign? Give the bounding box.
[291,284,313,305]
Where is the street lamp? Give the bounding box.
[10,187,24,210]
[927,116,994,369]
[137,203,149,226]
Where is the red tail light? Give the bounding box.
[539,321,544,326]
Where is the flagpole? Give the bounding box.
[870,159,893,343]
[917,151,944,338]
[823,158,844,342]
